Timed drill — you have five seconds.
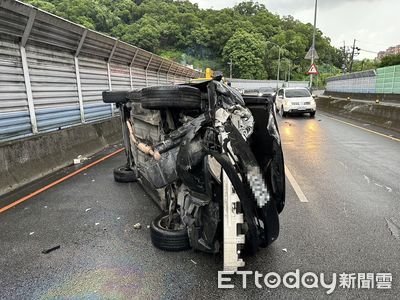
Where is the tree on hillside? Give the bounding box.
[379,54,400,68]
[222,30,267,79]
[22,0,342,79]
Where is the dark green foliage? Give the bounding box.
[23,0,342,79]
[379,54,400,68]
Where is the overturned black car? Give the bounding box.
[103,77,285,270]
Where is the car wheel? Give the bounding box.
[150,212,191,251]
[310,111,316,118]
[280,106,287,118]
[141,85,202,109]
[113,165,137,183]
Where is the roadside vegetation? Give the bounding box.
[24,0,397,81]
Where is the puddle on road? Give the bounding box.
[385,217,400,240]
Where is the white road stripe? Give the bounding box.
[319,113,400,142]
[285,165,309,203]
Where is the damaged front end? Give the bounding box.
[102,78,285,270]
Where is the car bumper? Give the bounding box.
[283,104,316,113]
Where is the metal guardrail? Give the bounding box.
[230,79,309,91]
[326,70,376,82]
[0,0,203,141]
[326,65,400,95]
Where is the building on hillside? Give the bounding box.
[377,45,400,59]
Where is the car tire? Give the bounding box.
[310,111,316,118]
[103,89,141,104]
[150,212,191,251]
[113,165,137,183]
[141,85,201,109]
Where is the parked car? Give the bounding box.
[102,78,285,271]
[276,87,316,117]
[257,87,276,97]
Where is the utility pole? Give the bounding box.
[349,39,356,73]
[310,0,318,89]
[342,41,347,74]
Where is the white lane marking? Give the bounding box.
[285,165,309,203]
[319,113,400,142]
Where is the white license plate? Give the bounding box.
[297,106,306,110]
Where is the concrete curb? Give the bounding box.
[0,117,122,196]
[316,96,400,133]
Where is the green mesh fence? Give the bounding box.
[376,65,400,94]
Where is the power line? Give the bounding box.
[358,48,379,54]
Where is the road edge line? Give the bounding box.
[285,165,309,203]
[320,113,400,142]
[0,147,124,214]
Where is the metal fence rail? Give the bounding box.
[230,79,309,91]
[326,66,400,94]
[0,0,203,141]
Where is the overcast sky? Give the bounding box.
[189,0,399,59]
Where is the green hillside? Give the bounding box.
[24,0,342,80]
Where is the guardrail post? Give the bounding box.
[145,54,153,87]
[107,39,118,116]
[166,62,173,84]
[74,29,87,123]
[20,8,38,134]
[129,48,139,90]
[157,60,164,85]
[173,67,179,84]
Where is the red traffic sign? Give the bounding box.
[307,63,319,75]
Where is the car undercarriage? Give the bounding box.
[103,77,285,270]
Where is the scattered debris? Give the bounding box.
[44,206,48,209]
[363,175,370,184]
[117,217,121,220]
[385,218,400,240]
[318,119,322,122]
[83,173,87,176]
[386,186,393,193]
[85,208,92,212]
[73,155,88,165]
[95,222,100,226]
[29,232,35,236]
[103,228,107,231]
[190,259,197,265]
[92,179,95,182]
[146,225,150,229]
[133,223,142,229]
[374,182,383,188]
[282,248,288,252]
[42,245,60,254]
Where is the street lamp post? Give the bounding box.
[227,58,233,80]
[276,47,281,89]
[266,41,294,89]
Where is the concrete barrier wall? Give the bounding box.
[324,91,400,104]
[0,117,122,196]
[316,96,400,133]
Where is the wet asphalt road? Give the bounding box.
[0,112,400,299]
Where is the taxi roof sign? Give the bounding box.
[307,63,319,75]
